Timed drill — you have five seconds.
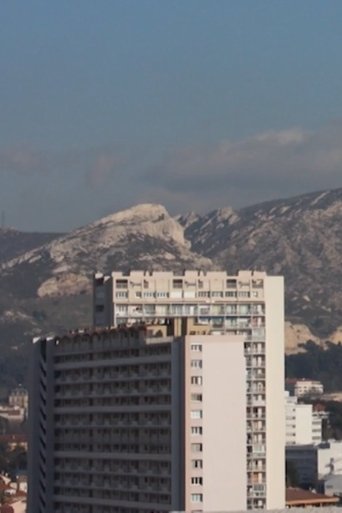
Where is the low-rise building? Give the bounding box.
[286,379,324,398]
[8,387,28,413]
[286,440,342,488]
[0,406,25,434]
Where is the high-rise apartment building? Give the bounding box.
[28,321,247,513]
[93,270,285,509]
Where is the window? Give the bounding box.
[171,304,183,314]
[226,279,237,288]
[191,493,203,503]
[156,291,169,298]
[191,477,203,485]
[239,304,250,314]
[191,393,202,402]
[173,279,183,289]
[198,291,209,298]
[135,291,142,298]
[191,376,202,385]
[191,443,202,452]
[225,291,237,297]
[211,291,223,297]
[95,305,104,312]
[191,459,203,469]
[239,291,250,298]
[116,279,128,289]
[191,410,203,419]
[191,360,202,369]
[191,426,203,435]
[143,292,155,298]
[191,344,202,352]
[116,291,128,298]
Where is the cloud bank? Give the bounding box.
[143,122,342,211]
[1,122,342,230]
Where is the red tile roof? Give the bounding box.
[286,487,339,506]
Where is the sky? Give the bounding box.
[1,1,342,231]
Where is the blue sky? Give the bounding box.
[1,1,342,230]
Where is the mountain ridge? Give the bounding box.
[0,187,341,373]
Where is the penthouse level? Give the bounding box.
[93,270,269,329]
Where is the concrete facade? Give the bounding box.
[28,323,247,513]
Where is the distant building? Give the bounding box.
[285,392,322,445]
[0,434,27,451]
[286,378,324,398]
[286,440,342,488]
[0,406,25,434]
[8,386,28,412]
[322,473,342,497]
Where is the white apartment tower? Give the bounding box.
[93,270,285,510]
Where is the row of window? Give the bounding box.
[115,290,260,299]
[113,277,263,287]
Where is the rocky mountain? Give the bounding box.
[181,188,342,336]
[1,204,211,299]
[0,228,61,264]
[0,188,341,387]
